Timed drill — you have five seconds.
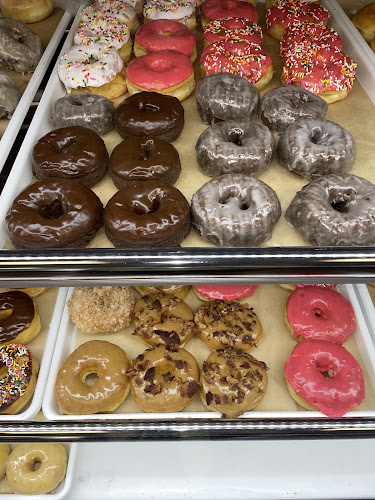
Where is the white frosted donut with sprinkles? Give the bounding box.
[58,43,127,100]
[80,0,139,35]
[143,0,197,30]
[96,0,145,16]
[74,19,132,63]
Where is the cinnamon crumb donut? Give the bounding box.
[67,286,136,333]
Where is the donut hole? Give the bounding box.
[219,192,249,211]
[313,307,325,319]
[84,372,101,387]
[30,459,42,472]
[161,369,173,382]
[227,129,244,146]
[310,127,333,146]
[315,353,339,378]
[132,196,161,215]
[0,308,12,321]
[329,189,355,213]
[38,199,64,220]
[138,102,159,113]
[139,140,155,161]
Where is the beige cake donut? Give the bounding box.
[0,444,9,481]
[352,2,375,43]
[0,0,54,23]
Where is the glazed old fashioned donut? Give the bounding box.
[285,286,356,344]
[285,173,375,246]
[133,293,195,347]
[127,344,201,412]
[51,93,114,136]
[0,291,41,346]
[80,1,139,35]
[0,18,43,73]
[0,0,54,23]
[67,287,136,334]
[32,126,109,188]
[200,349,268,418]
[195,299,262,351]
[202,0,259,29]
[259,85,328,135]
[6,444,67,495]
[6,178,103,249]
[58,43,126,100]
[276,119,356,180]
[134,285,191,300]
[196,120,275,178]
[55,340,130,414]
[126,49,195,101]
[114,91,184,142]
[134,19,197,62]
[0,71,20,119]
[192,174,281,247]
[196,73,260,125]
[143,0,197,30]
[0,444,9,481]
[109,137,181,189]
[104,180,191,248]
[0,343,39,414]
[202,17,263,47]
[193,284,258,301]
[200,40,273,91]
[284,339,365,416]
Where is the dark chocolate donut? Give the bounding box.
[114,91,184,142]
[104,180,191,248]
[6,179,103,249]
[109,137,181,189]
[51,94,114,136]
[32,126,109,188]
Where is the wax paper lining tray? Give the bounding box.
[42,284,375,420]
[0,7,72,175]
[0,443,77,499]
[1,1,375,253]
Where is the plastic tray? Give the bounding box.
[43,284,375,420]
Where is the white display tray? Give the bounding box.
[0,9,72,175]
[0,443,77,499]
[43,284,375,420]
[354,284,375,345]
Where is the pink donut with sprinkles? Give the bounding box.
[200,39,273,90]
[203,17,263,46]
[194,284,258,301]
[284,339,365,417]
[285,286,356,344]
[134,19,197,61]
[202,0,259,28]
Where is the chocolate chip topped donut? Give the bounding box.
[276,119,356,180]
[260,85,328,135]
[196,73,260,124]
[196,120,275,177]
[286,173,375,246]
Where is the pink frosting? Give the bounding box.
[203,0,259,24]
[135,20,196,58]
[266,0,329,32]
[126,49,193,89]
[203,17,263,45]
[194,284,258,301]
[284,339,365,417]
[286,286,356,344]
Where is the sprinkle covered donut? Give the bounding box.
[80,1,139,35]
[202,0,259,29]
[202,17,263,46]
[143,0,197,30]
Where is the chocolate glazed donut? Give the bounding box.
[104,180,191,248]
[114,91,184,142]
[6,178,103,249]
[32,126,109,188]
[0,291,34,345]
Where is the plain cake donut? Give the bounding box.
[285,173,375,246]
[276,119,356,180]
[196,120,275,177]
[0,0,54,23]
[191,174,281,247]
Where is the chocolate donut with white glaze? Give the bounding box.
[277,119,356,180]
[0,71,20,118]
[285,173,375,246]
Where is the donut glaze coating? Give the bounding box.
[276,119,356,180]
[286,286,356,343]
[194,284,258,301]
[202,0,259,26]
[51,93,114,136]
[114,91,184,142]
[104,180,191,248]
[32,126,109,187]
[0,291,39,346]
[259,85,328,135]
[285,173,375,246]
[196,120,275,178]
[196,73,260,124]
[192,174,281,247]
[284,339,365,417]
[0,71,20,119]
[110,136,181,189]
[6,179,103,249]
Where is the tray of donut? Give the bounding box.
[2,0,375,253]
[41,283,375,420]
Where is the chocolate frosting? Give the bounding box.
[6,178,103,249]
[0,291,34,345]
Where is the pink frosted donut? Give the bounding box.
[284,339,365,417]
[134,19,197,62]
[280,284,336,293]
[202,0,259,29]
[126,49,195,101]
[202,17,263,46]
[285,286,356,344]
[194,285,258,301]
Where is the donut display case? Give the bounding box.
[2,0,375,498]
